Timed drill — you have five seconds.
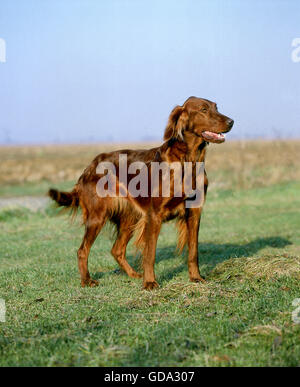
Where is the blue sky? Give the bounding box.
[0,0,299,144]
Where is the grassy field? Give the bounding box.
[0,140,300,366]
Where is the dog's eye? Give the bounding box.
[201,108,207,113]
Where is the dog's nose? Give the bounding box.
[227,119,234,129]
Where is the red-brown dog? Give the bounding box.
[49,97,233,290]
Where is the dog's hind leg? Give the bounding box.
[111,222,142,279]
[78,215,106,287]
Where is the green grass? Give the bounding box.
[0,180,75,198]
[0,182,300,366]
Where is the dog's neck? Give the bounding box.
[165,133,207,164]
[182,131,207,163]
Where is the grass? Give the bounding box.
[1,179,300,366]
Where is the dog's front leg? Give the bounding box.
[187,207,206,283]
[142,213,162,290]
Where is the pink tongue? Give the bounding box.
[202,131,225,143]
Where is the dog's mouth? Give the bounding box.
[201,131,226,144]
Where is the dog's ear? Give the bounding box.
[164,106,189,141]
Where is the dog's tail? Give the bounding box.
[48,188,79,211]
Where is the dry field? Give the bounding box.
[0,140,299,195]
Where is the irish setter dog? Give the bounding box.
[49,97,233,290]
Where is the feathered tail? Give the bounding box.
[48,188,79,213]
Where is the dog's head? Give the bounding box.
[164,97,234,144]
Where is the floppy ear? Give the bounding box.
[163,105,189,141]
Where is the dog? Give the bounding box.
[49,97,233,290]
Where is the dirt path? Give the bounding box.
[0,196,49,212]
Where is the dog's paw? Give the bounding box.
[81,278,99,288]
[143,281,159,291]
[190,276,206,284]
